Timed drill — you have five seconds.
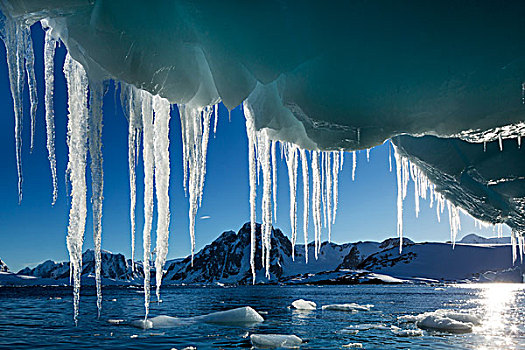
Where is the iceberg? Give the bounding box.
[250,334,302,349]
[291,299,316,310]
[398,309,481,333]
[130,306,264,329]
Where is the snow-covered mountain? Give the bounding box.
[17,250,146,284]
[2,223,523,286]
[359,242,522,281]
[458,233,511,245]
[163,222,396,284]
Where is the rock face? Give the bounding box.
[17,250,145,283]
[0,259,8,272]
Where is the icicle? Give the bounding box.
[179,105,213,263]
[153,96,171,302]
[300,149,309,263]
[498,134,503,151]
[24,26,38,153]
[518,135,522,148]
[352,151,357,181]
[213,103,219,134]
[332,151,340,226]
[339,150,344,171]
[272,141,278,220]
[285,143,298,259]
[311,151,322,259]
[321,152,327,228]
[388,141,392,172]
[88,81,104,317]
[447,201,461,247]
[63,54,89,324]
[244,102,257,283]
[393,145,405,253]
[43,25,58,205]
[325,152,333,241]
[123,85,142,272]
[366,148,370,162]
[483,141,487,152]
[141,91,154,319]
[258,131,272,277]
[3,19,28,203]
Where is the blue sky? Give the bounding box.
[0,24,509,272]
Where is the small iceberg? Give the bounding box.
[194,306,264,324]
[131,306,264,329]
[250,334,302,348]
[321,303,373,312]
[342,343,362,349]
[398,309,481,333]
[291,299,316,310]
[107,319,125,325]
[342,323,389,331]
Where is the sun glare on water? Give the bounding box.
[471,283,524,349]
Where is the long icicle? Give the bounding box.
[393,145,404,253]
[25,25,38,153]
[272,141,278,220]
[352,151,357,181]
[244,102,257,283]
[332,151,340,226]
[141,91,154,319]
[88,81,104,318]
[43,24,58,204]
[285,143,298,259]
[124,85,141,271]
[153,95,171,302]
[325,152,333,241]
[259,131,272,277]
[311,150,322,259]
[3,19,27,203]
[300,149,309,263]
[63,53,89,325]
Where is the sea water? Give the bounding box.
[0,284,523,349]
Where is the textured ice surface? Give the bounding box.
[250,334,302,349]
[291,299,316,310]
[390,326,423,337]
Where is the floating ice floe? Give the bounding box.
[250,334,303,348]
[291,299,316,310]
[390,325,423,337]
[398,309,481,333]
[321,303,373,312]
[130,306,264,329]
[107,319,125,325]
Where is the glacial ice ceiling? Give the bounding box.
[1,0,524,322]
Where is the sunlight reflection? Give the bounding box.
[476,284,523,349]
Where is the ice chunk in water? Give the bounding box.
[195,306,264,324]
[342,344,363,349]
[250,334,302,348]
[321,303,373,312]
[416,314,473,333]
[291,299,316,310]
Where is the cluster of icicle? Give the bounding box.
[244,103,344,281]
